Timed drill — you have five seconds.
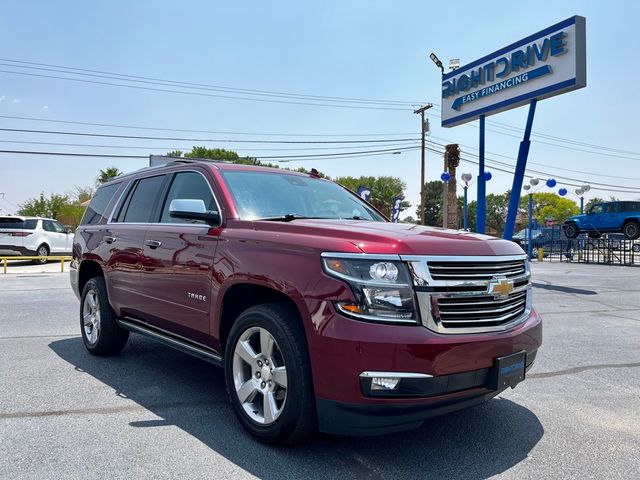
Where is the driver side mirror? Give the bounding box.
[169,199,221,226]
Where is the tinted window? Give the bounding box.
[122,175,165,223]
[605,204,617,213]
[160,172,217,224]
[221,170,384,221]
[42,220,56,232]
[0,218,37,230]
[81,183,120,225]
[621,202,640,212]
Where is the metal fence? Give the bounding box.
[530,227,640,266]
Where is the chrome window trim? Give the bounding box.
[106,179,133,224]
[360,371,433,379]
[107,169,223,227]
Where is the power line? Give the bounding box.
[425,143,640,194]
[3,58,636,158]
[0,145,420,161]
[0,114,417,137]
[430,135,640,181]
[0,69,412,112]
[0,58,422,106]
[0,127,419,144]
[0,138,420,152]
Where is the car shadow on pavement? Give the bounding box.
[49,335,544,480]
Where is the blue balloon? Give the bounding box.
[546,178,557,188]
[484,171,492,181]
[440,172,451,182]
[558,188,568,197]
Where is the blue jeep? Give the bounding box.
[563,201,640,239]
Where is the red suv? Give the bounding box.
[71,159,542,444]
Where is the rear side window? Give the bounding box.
[621,202,640,212]
[160,172,217,224]
[0,218,37,229]
[121,175,166,223]
[81,183,120,225]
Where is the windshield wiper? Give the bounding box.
[255,214,326,222]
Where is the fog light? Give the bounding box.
[370,377,400,391]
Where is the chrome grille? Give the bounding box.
[427,259,526,281]
[402,254,532,334]
[436,291,527,328]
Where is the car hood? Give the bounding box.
[251,220,525,256]
[566,214,586,223]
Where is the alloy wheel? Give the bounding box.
[82,289,101,345]
[232,327,288,425]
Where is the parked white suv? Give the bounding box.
[0,216,73,263]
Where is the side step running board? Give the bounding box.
[117,318,223,366]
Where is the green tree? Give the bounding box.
[166,150,184,158]
[519,192,579,227]
[335,176,410,218]
[97,167,123,185]
[18,193,70,219]
[415,181,444,226]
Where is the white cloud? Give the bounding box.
[0,95,5,102]
[12,98,20,104]
[42,105,49,110]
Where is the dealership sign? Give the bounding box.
[441,16,586,127]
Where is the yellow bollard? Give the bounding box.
[3,258,6,274]
[538,248,544,262]
[60,257,64,273]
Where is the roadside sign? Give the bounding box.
[441,16,586,127]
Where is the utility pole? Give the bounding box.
[414,104,432,225]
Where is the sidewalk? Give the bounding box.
[0,259,71,274]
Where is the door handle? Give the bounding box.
[104,236,116,244]
[145,240,162,249]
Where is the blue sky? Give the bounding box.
[1,0,639,216]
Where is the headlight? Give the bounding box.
[322,255,418,324]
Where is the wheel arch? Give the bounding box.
[217,282,307,355]
[78,259,105,296]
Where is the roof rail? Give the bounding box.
[149,155,241,168]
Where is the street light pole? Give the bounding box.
[461,173,472,230]
[414,104,432,225]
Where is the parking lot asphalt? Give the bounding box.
[1,262,639,480]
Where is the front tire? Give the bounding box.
[564,223,579,239]
[224,303,316,444]
[80,277,129,355]
[623,221,640,240]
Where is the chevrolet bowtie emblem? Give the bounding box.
[488,276,514,299]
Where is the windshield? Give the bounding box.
[221,170,386,222]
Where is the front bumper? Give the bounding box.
[317,350,537,435]
[305,287,542,435]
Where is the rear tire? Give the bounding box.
[564,223,579,239]
[623,221,640,240]
[80,277,129,355]
[32,244,49,264]
[224,303,316,444]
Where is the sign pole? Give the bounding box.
[503,98,537,240]
[476,115,486,234]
